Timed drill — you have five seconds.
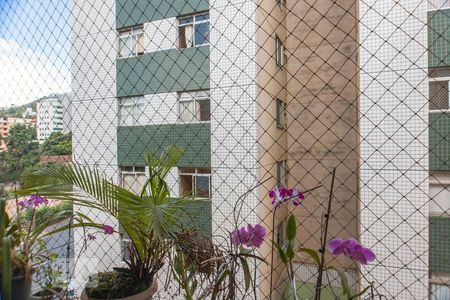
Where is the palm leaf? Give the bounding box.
[19,147,190,274]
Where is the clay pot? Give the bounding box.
[0,274,31,300]
[80,279,157,300]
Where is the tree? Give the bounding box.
[41,132,72,156]
[1,123,39,183]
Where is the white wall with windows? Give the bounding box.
[359,1,429,298]
[117,12,210,59]
[118,91,213,127]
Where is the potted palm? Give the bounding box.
[21,146,190,300]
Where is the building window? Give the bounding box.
[430,283,450,299]
[119,26,144,58]
[277,0,286,8]
[428,0,450,9]
[276,99,285,129]
[179,167,211,198]
[120,166,146,194]
[277,220,285,245]
[178,91,211,122]
[277,160,287,187]
[178,12,210,48]
[275,35,285,67]
[119,166,146,261]
[429,80,450,110]
[119,97,145,126]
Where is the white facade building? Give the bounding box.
[37,93,71,143]
[70,0,432,299]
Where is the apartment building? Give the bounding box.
[71,0,429,298]
[428,0,450,297]
[36,93,72,144]
[0,116,36,151]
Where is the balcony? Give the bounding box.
[116,46,210,97]
[117,122,211,167]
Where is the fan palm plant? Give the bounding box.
[19,146,191,298]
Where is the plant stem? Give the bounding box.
[289,259,298,300]
[314,168,336,300]
[269,185,322,299]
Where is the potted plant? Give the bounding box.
[0,180,103,300]
[21,146,192,300]
[0,184,31,300]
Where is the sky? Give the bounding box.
[0,0,72,107]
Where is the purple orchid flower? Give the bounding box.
[269,187,305,206]
[18,194,49,209]
[87,234,97,241]
[327,238,376,265]
[103,224,114,235]
[231,224,267,248]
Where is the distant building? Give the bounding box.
[37,93,72,144]
[22,107,37,119]
[0,116,35,151]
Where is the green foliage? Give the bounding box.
[286,214,296,242]
[21,146,190,290]
[0,123,39,183]
[19,202,73,227]
[41,132,72,156]
[172,249,200,300]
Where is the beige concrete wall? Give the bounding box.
[256,0,289,297]
[285,0,359,270]
[256,0,359,297]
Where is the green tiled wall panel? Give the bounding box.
[117,46,210,97]
[179,200,212,238]
[429,112,450,170]
[428,9,450,68]
[430,216,450,274]
[116,0,209,29]
[117,123,211,167]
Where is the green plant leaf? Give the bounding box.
[0,199,7,242]
[240,257,251,291]
[328,267,350,297]
[297,247,321,267]
[286,214,297,241]
[286,244,295,260]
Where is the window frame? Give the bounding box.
[118,25,144,58]
[179,167,212,199]
[277,220,285,245]
[277,0,286,9]
[119,165,146,261]
[178,91,211,123]
[178,12,210,48]
[429,77,450,111]
[277,160,287,187]
[275,35,285,68]
[276,98,286,129]
[118,96,145,126]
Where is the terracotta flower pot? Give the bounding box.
[80,279,157,300]
[0,274,31,300]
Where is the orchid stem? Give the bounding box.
[314,168,336,300]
